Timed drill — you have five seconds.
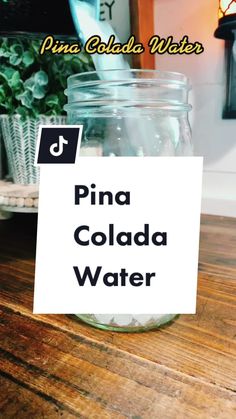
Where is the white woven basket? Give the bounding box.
[0,115,66,185]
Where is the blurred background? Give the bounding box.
[0,0,235,217]
[154,0,236,217]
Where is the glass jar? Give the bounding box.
[65,69,192,332]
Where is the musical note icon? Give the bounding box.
[36,126,82,164]
[49,135,69,157]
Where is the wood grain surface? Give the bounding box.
[0,214,235,418]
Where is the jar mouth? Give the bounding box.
[67,69,190,88]
[65,69,191,112]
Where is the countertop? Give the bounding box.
[0,214,235,418]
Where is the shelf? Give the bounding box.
[0,180,38,215]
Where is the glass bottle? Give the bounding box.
[65,69,192,331]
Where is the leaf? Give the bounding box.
[45,94,59,107]
[9,54,22,66]
[24,76,35,91]
[22,51,34,66]
[9,44,23,66]
[1,66,15,81]
[17,90,33,108]
[34,70,48,86]
[63,54,75,62]
[0,86,6,102]
[78,52,90,64]
[31,41,40,53]
[32,84,47,99]
[10,44,23,56]
[15,106,29,118]
[0,48,10,58]
[8,70,20,88]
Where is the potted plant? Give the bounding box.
[0,37,94,184]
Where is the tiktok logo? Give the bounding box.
[50,136,69,157]
[36,125,83,164]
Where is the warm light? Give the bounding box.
[219,0,236,19]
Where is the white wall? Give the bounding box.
[154,0,236,217]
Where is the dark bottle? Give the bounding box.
[0,0,76,38]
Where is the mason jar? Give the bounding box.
[65,69,192,332]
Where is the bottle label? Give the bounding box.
[34,125,203,314]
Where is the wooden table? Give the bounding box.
[0,214,235,418]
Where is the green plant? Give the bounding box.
[0,37,94,118]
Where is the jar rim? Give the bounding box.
[67,69,190,88]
